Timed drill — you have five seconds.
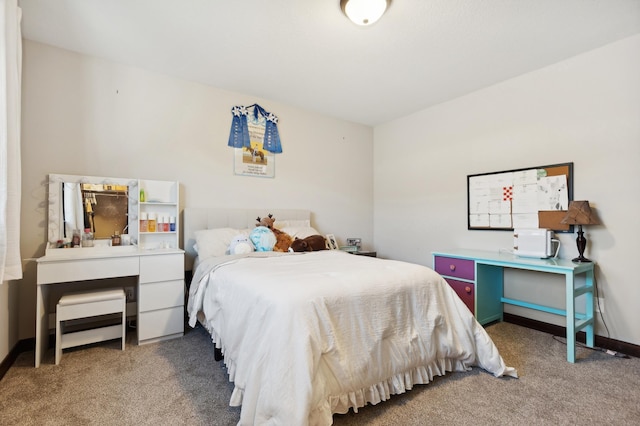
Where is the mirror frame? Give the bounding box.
[48,174,139,245]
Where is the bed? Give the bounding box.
[184,208,517,425]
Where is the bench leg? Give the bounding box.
[121,299,126,351]
[55,319,62,365]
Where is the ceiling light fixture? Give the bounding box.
[340,0,390,26]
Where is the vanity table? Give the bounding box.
[36,246,184,367]
[35,174,184,367]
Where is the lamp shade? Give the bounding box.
[340,0,389,26]
[560,201,600,225]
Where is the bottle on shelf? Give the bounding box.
[140,212,148,233]
[81,228,94,247]
[140,188,146,202]
[147,213,157,233]
[72,229,81,247]
[169,216,176,232]
[111,231,121,246]
[157,216,164,233]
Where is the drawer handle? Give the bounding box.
[465,286,472,294]
[449,264,456,272]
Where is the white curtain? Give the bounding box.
[62,183,85,237]
[0,0,22,283]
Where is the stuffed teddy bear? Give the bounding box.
[228,234,255,255]
[256,214,293,252]
[289,235,327,252]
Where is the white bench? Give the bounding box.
[55,288,126,365]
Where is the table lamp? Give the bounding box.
[560,200,600,263]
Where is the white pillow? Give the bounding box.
[280,226,321,239]
[194,228,250,259]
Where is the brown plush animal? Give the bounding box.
[256,214,276,229]
[256,214,293,252]
[289,235,327,252]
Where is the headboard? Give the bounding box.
[183,208,311,271]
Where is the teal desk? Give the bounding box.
[432,249,595,363]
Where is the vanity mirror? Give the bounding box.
[48,174,139,245]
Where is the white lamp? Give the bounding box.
[340,0,390,26]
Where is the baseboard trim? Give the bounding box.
[503,313,640,358]
[0,338,34,381]
[3,315,637,380]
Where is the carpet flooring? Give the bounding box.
[1,322,639,425]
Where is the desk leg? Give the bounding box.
[35,284,50,368]
[565,273,576,363]
[585,269,595,348]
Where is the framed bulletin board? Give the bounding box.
[467,162,573,232]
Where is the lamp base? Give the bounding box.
[572,225,592,263]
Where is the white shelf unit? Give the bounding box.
[137,179,179,250]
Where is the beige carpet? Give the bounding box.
[1,322,639,425]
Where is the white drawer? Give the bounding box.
[138,306,184,342]
[37,256,139,284]
[139,279,184,312]
[139,253,183,283]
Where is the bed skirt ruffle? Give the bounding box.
[200,317,245,406]
[201,314,478,425]
[313,358,467,425]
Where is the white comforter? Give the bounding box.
[187,250,517,425]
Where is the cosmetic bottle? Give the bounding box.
[81,228,94,247]
[140,212,148,233]
[169,216,176,232]
[111,231,121,246]
[72,229,81,247]
[148,213,157,233]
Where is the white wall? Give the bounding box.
[15,40,374,340]
[8,35,639,352]
[374,34,640,346]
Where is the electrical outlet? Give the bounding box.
[596,297,604,313]
[125,287,135,302]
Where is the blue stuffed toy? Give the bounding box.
[228,234,255,255]
[249,226,277,252]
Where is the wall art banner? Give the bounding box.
[228,104,282,178]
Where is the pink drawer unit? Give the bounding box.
[434,256,475,281]
[445,279,475,314]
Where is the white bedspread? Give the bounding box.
[187,250,517,425]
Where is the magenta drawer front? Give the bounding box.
[434,256,475,280]
[446,279,475,314]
